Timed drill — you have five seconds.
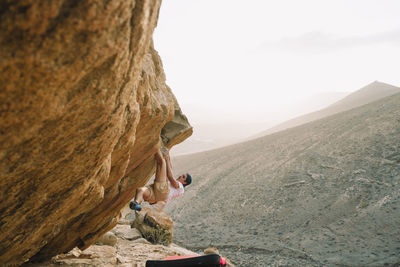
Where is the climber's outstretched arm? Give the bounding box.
[163,148,179,189]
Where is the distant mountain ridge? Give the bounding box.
[172,92,349,156]
[252,81,400,139]
[328,80,400,109]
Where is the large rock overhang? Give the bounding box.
[0,1,192,265]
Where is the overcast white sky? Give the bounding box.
[154,0,400,125]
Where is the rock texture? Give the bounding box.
[133,207,174,246]
[111,224,143,241]
[0,1,192,265]
[95,232,118,247]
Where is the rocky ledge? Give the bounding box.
[22,206,234,267]
[23,223,198,267]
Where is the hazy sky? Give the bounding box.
[154,0,400,125]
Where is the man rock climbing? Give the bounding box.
[130,147,192,211]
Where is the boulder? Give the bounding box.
[111,224,142,241]
[53,246,117,267]
[131,238,152,245]
[132,207,174,246]
[120,202,137,223]
[95,232,118,247]
[0,1,192,265]
[117,219,132,225]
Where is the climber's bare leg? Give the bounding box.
[135,149,166,202]
[155,149,167,183]
[134,187,150,204]
[133,149,166,207]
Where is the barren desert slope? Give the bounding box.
[167,92,400,266]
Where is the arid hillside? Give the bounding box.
[252,81,400,139]
[167,93,400,266]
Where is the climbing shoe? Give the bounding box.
[129,201,142,211]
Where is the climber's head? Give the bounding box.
[177,173,192,187]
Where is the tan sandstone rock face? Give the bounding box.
[0,1,192,265]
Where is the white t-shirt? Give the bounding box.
[167,181,184,202]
